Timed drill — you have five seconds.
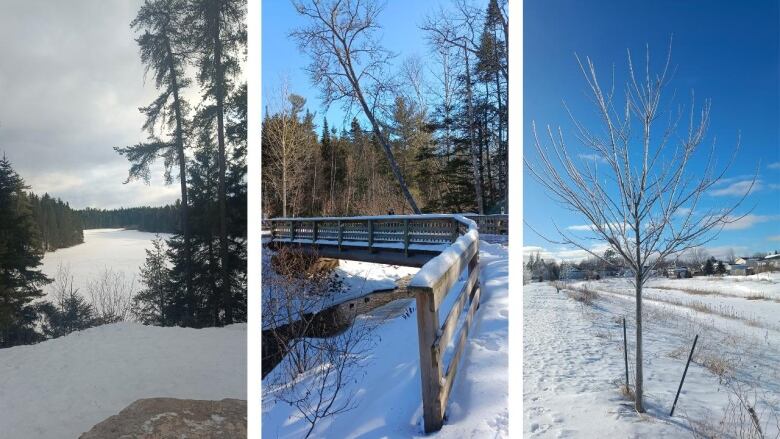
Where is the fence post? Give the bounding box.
[623,317,629,390]
[670,334,699,417]
[312,220,318,243]
[337,220,343,251]
[367,220,374,253]
[289,220,295,241]
[403,219,410,257]
[414,286,444,433]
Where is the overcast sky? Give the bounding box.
[0,0,185,209]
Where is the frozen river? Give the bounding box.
[40,228,169,302]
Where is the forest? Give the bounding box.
[262,0,507,218]
[0,0,246,349]
[79,205,180,233]
[28,192,84,251]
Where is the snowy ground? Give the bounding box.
[40,228,167,303]
[262,241,508,438]
[0,322,246,438]
[524,275,780,438]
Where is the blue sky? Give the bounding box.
[524,0,780,261]
[262,0,468,130]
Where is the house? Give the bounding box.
[727,263,753,276]
[666,266,692,278]
[561,266,585,280]
[763,253,780,269]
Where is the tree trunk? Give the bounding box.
[634,226,644,412]
[213,14,232,325]
[166,39,193,326]
[464,48,485,214]
[340,49,420,214]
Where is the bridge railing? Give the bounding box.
[269,214,470,254]
[408,217,480,433]
[462,213,508,235]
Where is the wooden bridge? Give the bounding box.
[267,214,504,432]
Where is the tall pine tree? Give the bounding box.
[0,156,50,347]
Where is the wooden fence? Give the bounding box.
[408,219,481,433]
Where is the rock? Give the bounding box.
[79,398,246,439]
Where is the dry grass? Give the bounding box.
[566,284,600,306]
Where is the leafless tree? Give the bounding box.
[87,268,136,324]
[422,2,485,213]
[262,246,376,438]
[687,246,710,269]
[525,40,755,412]
[291,0,421,214]
[264,80,315,218]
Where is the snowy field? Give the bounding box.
[262,241,509,438]
[0,322,246,438]
[525,274,780,437]
[40,228,168,303]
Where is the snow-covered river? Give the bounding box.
[40,228,170,301]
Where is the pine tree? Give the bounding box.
[185,0,245,325]
[0,156,50,347]
[704,258,715,275]
[132,236,170,325]
[117,0,195,323]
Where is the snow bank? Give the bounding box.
[0,322,246,438]
[262,240,507,438]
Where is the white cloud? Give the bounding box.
[720,214,778,230]
[710,180,760,196]
[578,153,608,164]
[769,235,780,242]
[768,162,780,170]
[523,243,611,263]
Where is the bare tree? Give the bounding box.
[87,268,136,324]
[262,246,375,438]
[687,246,710,269]
[422,3,486,213]
[264,80,315,217]
[290,0,421,214]
[525,41,755,412]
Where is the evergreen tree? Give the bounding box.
[704,258,715,275]
[117,0,194,320]
[716,261,726,275]
[132,236,170,325]
[185,0,245,324]
[0,156,50,347]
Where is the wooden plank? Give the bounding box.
[439,285,481,416]
[434,260,478,353]
[430,238,479,309]
[312,220,318,242]
[414,286,444,433]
